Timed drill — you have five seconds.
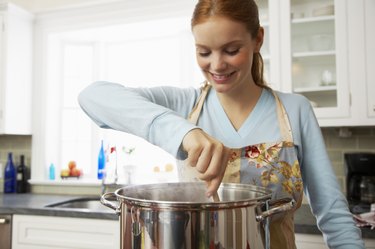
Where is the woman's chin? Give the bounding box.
[211,83,233,93]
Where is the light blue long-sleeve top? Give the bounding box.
[78,81,365,248]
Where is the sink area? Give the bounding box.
[45,197,115,213]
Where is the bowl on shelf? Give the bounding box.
[312,4,334,17]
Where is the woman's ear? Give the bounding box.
[254,27,264,53]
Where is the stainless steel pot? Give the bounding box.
[101,182,294,249]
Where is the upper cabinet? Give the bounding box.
[363,0,375,120]
[0,3,33,134]
[288,0,350,121]
[258,0,375,127]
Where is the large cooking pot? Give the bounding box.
[101,182,294,249]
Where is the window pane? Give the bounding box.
[61,109,92,140]
[50,16,202,181]
[105,37,181,86]
[60,43,94,177]
[61,140,92,176]
[63,44,94,107]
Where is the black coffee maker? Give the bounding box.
[345,152,375,214]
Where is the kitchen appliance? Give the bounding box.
[0,215,12,249]
[345,152,375,214]
[101,182,294,249]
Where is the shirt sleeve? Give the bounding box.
[78,81,199,157]
[299,102,365,249]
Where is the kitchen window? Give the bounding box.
[32,15,203,184]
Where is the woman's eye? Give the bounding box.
[225,49,239,56]
[198,51,211,57]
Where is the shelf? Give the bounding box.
[291,15,334,24]
[293,50,335,58]
[293,85,336,93]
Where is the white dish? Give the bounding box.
[312,5,334,17]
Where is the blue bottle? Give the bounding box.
[97,140,106,179]
[49,163,56,180]
[4,152,16,193]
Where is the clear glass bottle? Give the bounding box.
[4,152,16,193]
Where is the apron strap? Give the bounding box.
[272,91,294,142]
[188,81,211,124]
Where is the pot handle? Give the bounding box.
[256,198,295,222]
[100,192,121,215]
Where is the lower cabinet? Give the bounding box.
[295,233,375,249]
[12,215,120,249]
[365,239,375,249]
[295,234,328,249]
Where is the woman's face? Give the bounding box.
[192,16,263,94]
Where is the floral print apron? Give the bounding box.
[188,83,303,249]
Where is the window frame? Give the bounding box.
[30,1,200,184]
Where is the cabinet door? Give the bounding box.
[0,12,4,132]
[365,238,375,249]
[295,234,329,249]
[258,0,279,90]
[365,0,375,119]
[12,215,120,249]
[281,0,350,121]
[0,3,32,135]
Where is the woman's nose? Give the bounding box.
[211,55,227,71]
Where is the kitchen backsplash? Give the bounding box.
[322,127,375,191]
[0,135,32,193]
[0,127,375,194]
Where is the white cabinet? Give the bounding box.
[258,0,375,126]
[342,0,375,126]
[295,234,328,249]
[296,233,375,249]
[364,0,375,120]
[365,238,375,249]
[0,3,32,134]
[286,0,351,122]
[12,214,120,249]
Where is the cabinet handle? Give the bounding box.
[0,218,10,224]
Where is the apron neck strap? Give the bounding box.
[272,91,294,142]
[188,81,211,124]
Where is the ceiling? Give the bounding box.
[7,0,122,13]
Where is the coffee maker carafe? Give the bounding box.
[345,153,375,212]
[359,176,375,203]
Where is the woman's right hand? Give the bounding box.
[182,128,230,197]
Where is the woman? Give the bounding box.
[79,0,364,248]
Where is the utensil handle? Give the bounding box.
[256,198,295,222]
[100,192,121,215]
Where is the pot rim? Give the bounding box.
[113,182,272,209]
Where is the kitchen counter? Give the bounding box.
[0,193,374,239]
[0,193,118,220]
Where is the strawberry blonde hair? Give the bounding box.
[191,0,268,89]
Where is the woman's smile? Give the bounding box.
[210,71,237,84]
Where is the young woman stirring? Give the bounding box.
[79,0,365,248]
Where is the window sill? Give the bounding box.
[29,179,102,187]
